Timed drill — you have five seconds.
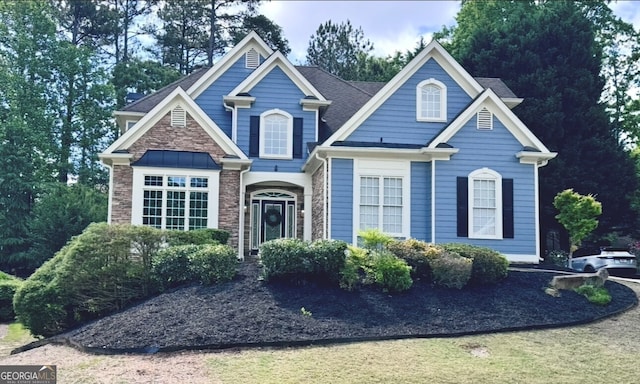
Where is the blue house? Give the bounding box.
[100,32,556,263]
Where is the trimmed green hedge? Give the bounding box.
[0,278,22,321]
[441,243,509,285]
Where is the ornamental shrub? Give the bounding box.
[387,239,445,280]
[339,246,371,290]
[259,238,311,281]
[575,284,612,305]
[165,228,229,246]
[358,228,394,250]
[431,253,473,289]
[441,243,508,285]
[308,239,348,280]
[152,245,199,287]
[188,244,237,285]
[370,251,413,292]
[0,278,22,321]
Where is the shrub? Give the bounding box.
[308,239,348,280]
[358,228,394,250]
[259,238,311,281]
[339,246,371,290]
[152,245,199,287]
[0,278,22,321]
[431,253,473,289]
[575,284,612,305]
[441,243,508,285]
[14,223,165,337]
[370,251,413,292]
[387,239,445,280]
[165,228,229,246]
[188,244,237,285]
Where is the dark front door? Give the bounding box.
[261,201,286,243]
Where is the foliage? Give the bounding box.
[387,239,445,280]
[306,20,374,80]
[185,244,237,285]
[151,245,197,287]
[574,284,612,306]
[231,14,290,55]
[165,228,230,246]
[358,228,394,250]
[441,243,508,285]
[369,251,413,293]
[259,238,347,284]
[545,250,570,268]
[339,246,371,291]
[553,189,602,256]
[13,223,165,337]
[112,59,181,108]
[20,184,108,272]
[0,278,22,321]
[437,0,639,245]
[430,253,473,290]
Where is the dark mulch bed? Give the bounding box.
[46,261,637,354]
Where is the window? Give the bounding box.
[477,107,493,130]
[416,79,447,122]
[140,175,210,230]
[469,168,502,239]
[359,176,404,235]
[259,110,293,159]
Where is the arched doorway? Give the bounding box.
[250,190,297,253]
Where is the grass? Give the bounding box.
[0,323,36,356]
[205,326,639,384]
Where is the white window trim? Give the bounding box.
[131,167,220,230]
[468,168,503,239]
[353,159,411,242]
[259,109,293,159]
[416,78,447,122]
[125,120,138,131]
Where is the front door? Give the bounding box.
[250,191,297,253]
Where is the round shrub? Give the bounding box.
[259,238,311,281]
[308,239,348,280]
[152,245,200,287]
[387,239,445,280]
[165,228,230,246]
[370,251,413,293]
[188,244,237,285]
[441,243,508,285]
[431,252,473,289]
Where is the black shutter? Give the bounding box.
[293,118,303,159]
[502,178,514,239]
[249,116,259,157]
[456,177,468,237]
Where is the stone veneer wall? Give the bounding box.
[311,164,325,240]
[109,111,240,248]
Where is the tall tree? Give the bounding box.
[0,0,58,266]
[306,20,374,80]
[231,14,290,55]
[112,59,181,108]
[438,0,638,248]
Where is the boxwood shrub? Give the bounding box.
[387,239,445,280]
[441,243,508,285]
[0,277,22,321]
[187,244,237,285]
[165,228,230,246]
[431,253,473,289]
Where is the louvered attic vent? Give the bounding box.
[171,105,186,127]
[477,107,493,130]
[245,48,259,69]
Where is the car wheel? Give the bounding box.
[584,265,595,273]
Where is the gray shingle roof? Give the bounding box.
[474,77,518,99]
[121,68,210,113]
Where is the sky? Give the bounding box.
[258,0,640,64]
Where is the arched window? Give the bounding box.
[416,79,447,122]
[468,168,502,239]
[260,109,293,159]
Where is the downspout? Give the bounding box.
[534,161,541,263]
[315,152,328,239]
[223,100,238,143]
[238,166,250,260]
[431,160,436,243]
[105,163,113,224]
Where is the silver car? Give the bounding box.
[570,248,637,275]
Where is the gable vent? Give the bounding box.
[477,107,493,130]
[171,105,186,127]
[245,48,260,69]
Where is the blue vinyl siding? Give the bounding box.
[346,59,472,145]
[410,161,431,241]
[195,59,254,137]
[330,158,353,243]
[434,115,537,255]
[236,66,316,172]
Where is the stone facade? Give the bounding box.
[311,164,325,240]
[109,111,241,247]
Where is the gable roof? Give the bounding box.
[322,39,486,146]
[427,88,555,159]
[227,52,327,101]
[102,87,246,160]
